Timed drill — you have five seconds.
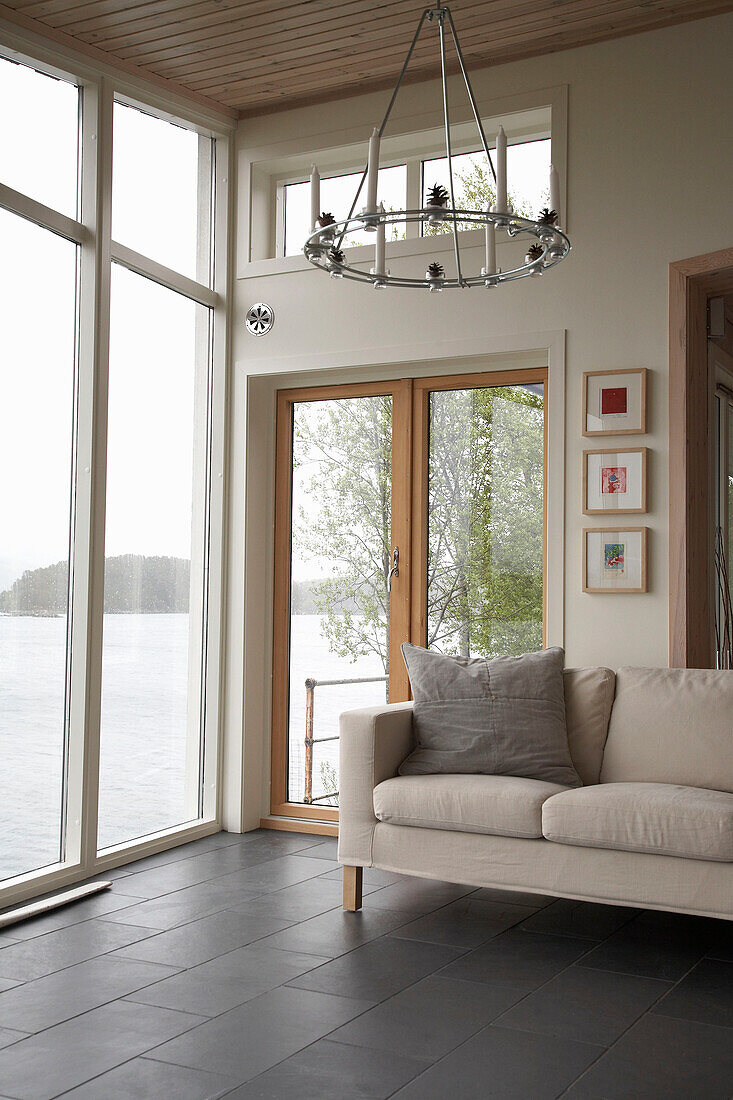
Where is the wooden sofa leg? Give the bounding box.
[343,866,363,912]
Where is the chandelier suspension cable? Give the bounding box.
[444,7,497,186]
[335,7,431,252]
[436,5,464,285]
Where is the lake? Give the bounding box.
[0,612,385,882]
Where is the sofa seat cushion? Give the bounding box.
[542,782,733,861]
[373,774,569,839]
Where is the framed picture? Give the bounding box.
[583,527,648,593]
[583,447,647,514]
[583,368,647,436]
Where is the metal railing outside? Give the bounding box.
[303,675,388,804]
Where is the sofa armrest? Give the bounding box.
[338,702,414,867]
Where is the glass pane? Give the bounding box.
[426,383,544,657]
[422,138,551,233]
[0,210,77,881]
[112,101,211,279]
[284,165,406,256]
[97,265,210,850]
[0,56,79,216]
[288,397,392,806]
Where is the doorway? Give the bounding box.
[669,248,733,667]
[270,369,548,823]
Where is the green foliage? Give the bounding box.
[427,386,544,658]
[423,158,549,236]
[0,555,191,615]
[319,760,339,807]
[293,396,392,677]
[292,385,544,670]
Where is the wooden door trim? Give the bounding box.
[410,368,549,653]
[270,389,295,816]
[388,380,413,703]
[669,246,733,668]
[412,368,547,393]
[271,367,550,822]
[410,385,430,647]
[270,380,410,822]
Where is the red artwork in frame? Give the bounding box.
[600,387,628,416]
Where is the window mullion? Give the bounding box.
[110,239,218,308]
[203,132,231,827]
[0,181,87,244]
[64,76,114,877]
[404,160,421,240]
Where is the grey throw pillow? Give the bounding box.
[399,644,581,787]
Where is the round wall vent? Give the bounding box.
[245,302,274,336]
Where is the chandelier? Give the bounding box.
[304,2,570,290]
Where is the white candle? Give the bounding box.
[310,164,320,231]
[484,221,496,274]
[550,164,560,221]
[366,127,380,213]
[375,205,386,274]
[495,125,507,213]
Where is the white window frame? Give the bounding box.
[239,86,566,276]
[0,30,234,909]
[277,157,411,256]
[277,131,551,258]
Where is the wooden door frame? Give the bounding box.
[669,246,733,667]
[410,368,549,649]
[269,380,412,822]
[269,368,550,824]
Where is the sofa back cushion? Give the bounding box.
[600,667,733,792]
[563,667,616,785]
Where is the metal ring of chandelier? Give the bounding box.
[304,210,571,289]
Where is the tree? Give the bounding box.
[292,384,544,674]
[293,396,392,678]
[423,157,549,235]
[0,555,191,615]
[426,386,544,658]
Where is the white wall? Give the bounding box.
[228,14,733,824]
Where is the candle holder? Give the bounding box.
[359,209,380,232]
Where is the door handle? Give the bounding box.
[388,546,399,592]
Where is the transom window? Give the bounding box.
[280,135,551,257]
[284,164,407,255]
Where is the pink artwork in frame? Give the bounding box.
[601,466,627,495]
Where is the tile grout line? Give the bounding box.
[553,931,725,1097]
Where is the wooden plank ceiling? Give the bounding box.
[2,0,733,117]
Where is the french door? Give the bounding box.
[271,369,548,822]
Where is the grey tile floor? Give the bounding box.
[0,830,730,1099]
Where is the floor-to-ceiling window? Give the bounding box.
[0,46,230,906]
[0,61,80,884]
[97,103,215,852]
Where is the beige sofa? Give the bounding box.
[338,666,733,921]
